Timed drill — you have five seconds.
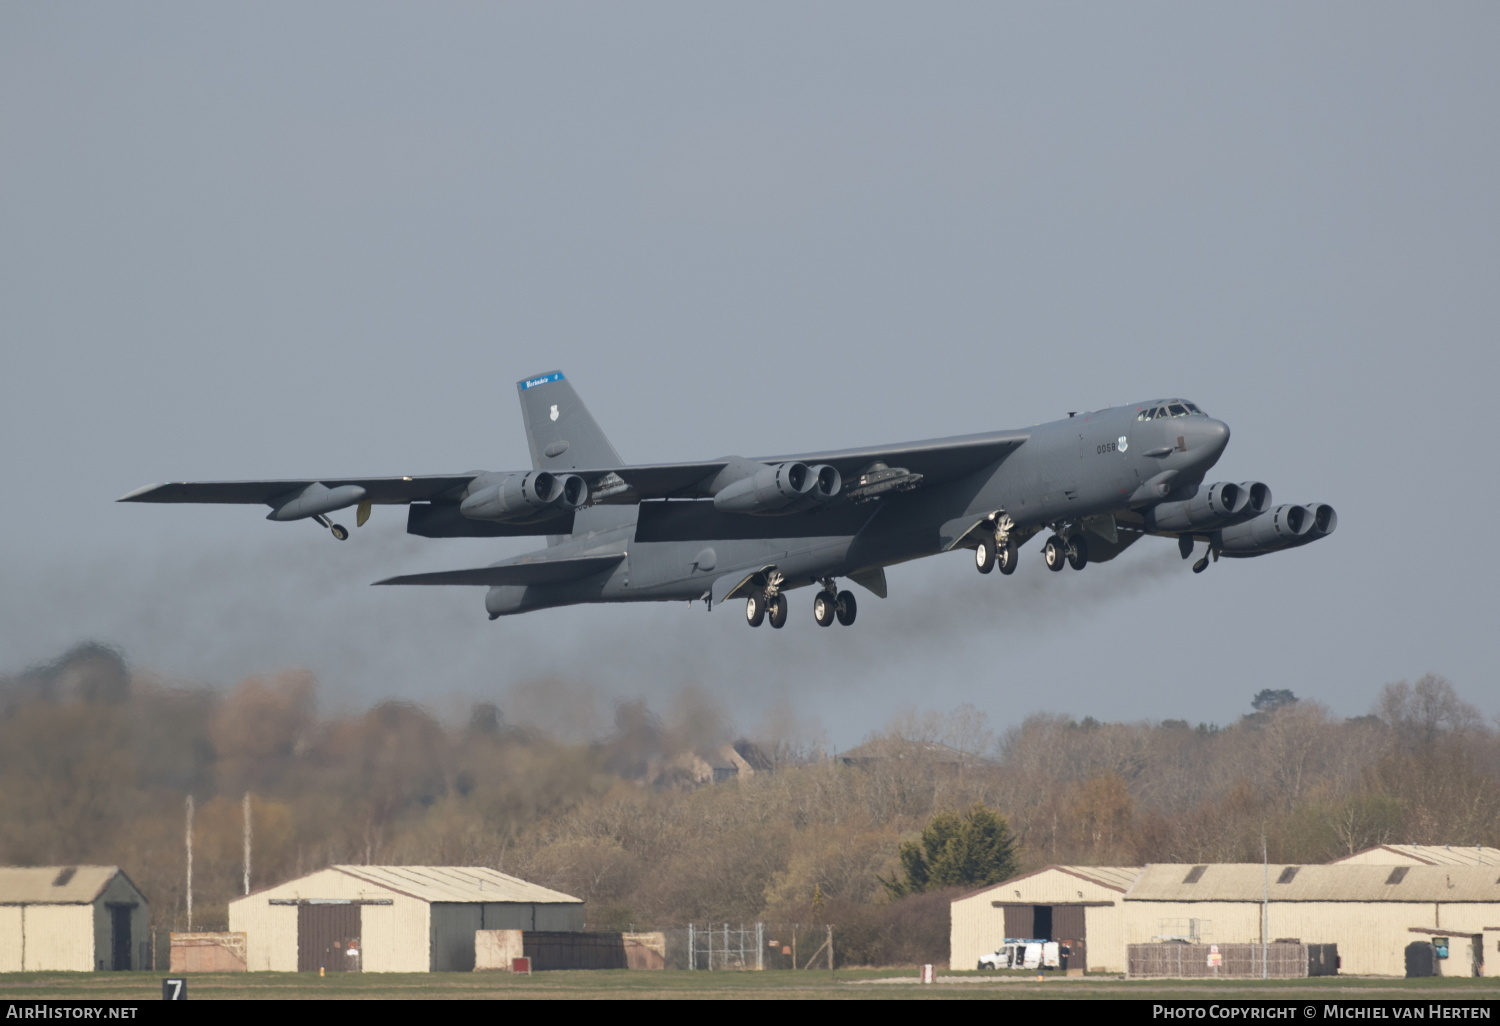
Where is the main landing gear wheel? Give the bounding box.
[997,538,1018,575]
[745,592,767,627]
[768,593,788,629]
[813,591,837,627]
[1066,533,1088,570]
[974,536,996,574]
[329,524,349,541]
[835,590,857,626]
[1043,535,1067,572]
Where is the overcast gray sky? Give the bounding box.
[3,2,1496,747]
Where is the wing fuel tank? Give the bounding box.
[266,483,368,522]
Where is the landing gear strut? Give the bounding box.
[314,514,349,541]
[979,515,1020,576]
[745,570,787,628]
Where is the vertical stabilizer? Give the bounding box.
[516,371,624,471]
[516,371,634,546]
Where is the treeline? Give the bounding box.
[1,644,1496,966]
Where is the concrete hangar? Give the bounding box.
[229,865,583,972]
[0,866,149,971]
[952,847,1500,977]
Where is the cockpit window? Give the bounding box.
[1139,401,1204,420]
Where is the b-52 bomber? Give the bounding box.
[120,371,1336,629]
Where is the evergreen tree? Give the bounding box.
[883,804,1017,897]
[1251,689,1298,713]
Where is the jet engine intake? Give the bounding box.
[555,473,590,510]
[807,464,841,503]
[1239,481,1272,517]
[1215,502,1334,556]
[1142,481,1253,532]
[459,471,573,522]
[712,461,840,515]
[1300,502,1337,540]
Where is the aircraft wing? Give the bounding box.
[581,428,1033,501]
[119,428,1032,512]
[118,476,478,505]
[372,553,624,587]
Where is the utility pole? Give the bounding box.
[1261,834,1269,980]
[185,795,194,931]
[243,793,252,896]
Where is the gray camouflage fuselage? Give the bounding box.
[481,402,1230,617]
[119,371,1333,624]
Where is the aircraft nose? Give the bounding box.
[1199,418,1230,458]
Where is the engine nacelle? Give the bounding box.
[1143,481,1253,532]
[806,464,842,503]
[712,462,840,515]
[554,473,590,510]
[459,471,585,522]
[1215,503,1322,556]
[1298,502,1337,542]
[1239,481,1272,517]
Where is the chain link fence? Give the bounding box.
[678,923,834,970]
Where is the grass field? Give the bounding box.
[3,970,1500,1001]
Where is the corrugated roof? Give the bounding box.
[958,865,1143,901]
[1064,866,1145,892]
[0,866,120,904]
[1128,863,1500,903]
[1328,845,1500,867]
[332,866,582,905]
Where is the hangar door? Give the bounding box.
[298,904,362,972]
[998,904,1088,971]
[108,905,133,970]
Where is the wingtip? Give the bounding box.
[117,483,170,502]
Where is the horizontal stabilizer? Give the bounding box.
[373,553,623,587]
